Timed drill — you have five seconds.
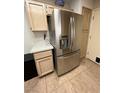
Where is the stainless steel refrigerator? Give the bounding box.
[47,9,82,76]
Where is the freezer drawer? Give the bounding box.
[56,50,80,76]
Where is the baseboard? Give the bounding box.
[86,58,100,65]
[80,56,86,62]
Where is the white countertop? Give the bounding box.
[30,41,53,53]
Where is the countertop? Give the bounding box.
[30,41,54,53]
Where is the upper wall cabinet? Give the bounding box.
[33,0,83,14]
[25,1,48,31]
[36,0,55,5]
[35,0,56,6]
[34,0,72,11]
[45,4,54,15]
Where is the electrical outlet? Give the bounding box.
[96,57,100,63]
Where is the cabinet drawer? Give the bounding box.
[33,50,52,60]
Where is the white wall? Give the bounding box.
[24,8,35,54]
[86,8,100,62]
[24,8,48,54]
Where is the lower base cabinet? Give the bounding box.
[33,50,54,77]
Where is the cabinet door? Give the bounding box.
[27,3,48,31]
[46,5,54,15]
[37,56,54,76]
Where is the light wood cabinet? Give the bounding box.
[45,5,54,15]
[33,50,54,77]
[38,56,53,75]
[33,50,52,59]
[34,0,72,12]
[25,1,48,31]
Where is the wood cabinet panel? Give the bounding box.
[33,50,52,60]
[46,5,54,15]
[33,50,54,76]
[38,56,53,76]
[26,1,48,31]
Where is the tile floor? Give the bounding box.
[24,58,100,93]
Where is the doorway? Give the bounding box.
[80,7,92,58]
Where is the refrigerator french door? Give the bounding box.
[48,9,81,76]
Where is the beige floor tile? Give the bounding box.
[55,81,76,93]
[45,72,59,93]
[32,77,47,93]
[25,77,47,93]
[70,72,99,93]
[45,72,70,93]
[24,58,100,93]
[24,77,39,93]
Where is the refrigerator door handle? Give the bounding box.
[71,16,75,50]
[68,17,71,49]
[73,16,76,39]
[69,17,73,50]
